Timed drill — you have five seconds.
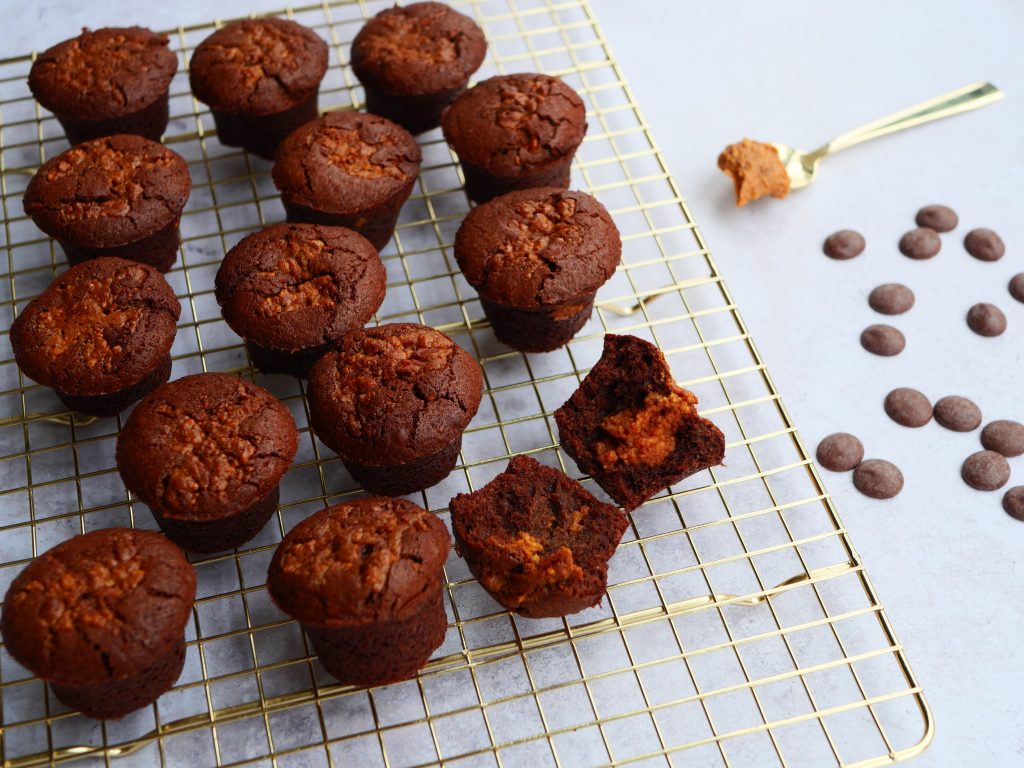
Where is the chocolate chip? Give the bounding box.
[860,325,905,356]
[1009,273,1024,304]
[933,396,982,432]
[964,228,1005,261]
[884,388,932,428]
[915,205,958,232]
[823,230,865,260]
[816,432,864,472]
[1003,486,1024,521]
[981,420,1024,458]
[961,450,1011,491]
[853,459,904,499]
[868,283,915,315]
[899,227,941,260]
[966,302,1007,337]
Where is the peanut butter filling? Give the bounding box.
[593,388,697,469]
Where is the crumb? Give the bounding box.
[717,138,791,206]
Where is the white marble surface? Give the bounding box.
[4,1,1023,766]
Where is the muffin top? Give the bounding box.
[116,372,298,521]
[215,223,387,353]
[11,257,180,397]
[189,18,328,115]
[23,134,191,248]
[308,323,483,464]
[268,497,449,626]
[0,528,195,687]
[273,111,421,215]
[441,73,587,176]
[352,2,487,95]
[28,27,178,121]
[454,188,620,308]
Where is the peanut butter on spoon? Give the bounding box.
[717,138,791,206]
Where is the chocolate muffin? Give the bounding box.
[351,2,487,135]
[28,27,178,144]
[307,323,483,496]
[454,188,620,352]
[23,135,191,272]
[10,257,180,416]
[116,373,298,553]
[555,334,726,511]
[450,455,627,618]
[189,18,328,160]
[268,497,449,686]
[441,73,587,203]
[215,223,387,376]
[0,528,195,719]
[272,111,422,250]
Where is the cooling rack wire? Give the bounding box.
[0,1,932,766]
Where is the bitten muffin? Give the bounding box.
[450,455,628,618]
[307,323,483,496]
[555,334,726,510]
[267,497,449,686]
[215,223,387,376]
[0,528,195,720]
[28,27,178,144]
[351,2,487,135]
[441,73,587,202]
[116,373,298,553]
[23,135,191,272]
[189,18,328,160]
[10,257,180,416]
[454,188,620,352]
[272,111,422,250]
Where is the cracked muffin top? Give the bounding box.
[267,497,449,626]
[23,134,191,248]
[307,322,483,464]
[29,27,178,121]
[352,2,486,95]
[10,257,180,397]
[116,372,298,521]
[0,528,195,687]
[442,73,587,176]
[272,111,421,215]
[454,188,620,308]
[189,17,328,115]
[215,223,386,353]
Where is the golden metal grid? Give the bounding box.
[0,1,933,766]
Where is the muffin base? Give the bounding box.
[212,94,320,161]
[459,157,573,204]
[364,85,466,136]
[282,174,415,251]
[56,353,173,417]
[304,582,446,687]
[481,297,593,353]
[50,638,186,720]
[153,485,280,553]
[54,91,171,145]
[60,220,181,273]
[246,340,330,378]
[343,437,463,496]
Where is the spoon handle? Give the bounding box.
[811,81,1003,159]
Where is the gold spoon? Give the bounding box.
[774,81,1003,189]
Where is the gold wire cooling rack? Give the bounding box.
[0,1,932,766]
